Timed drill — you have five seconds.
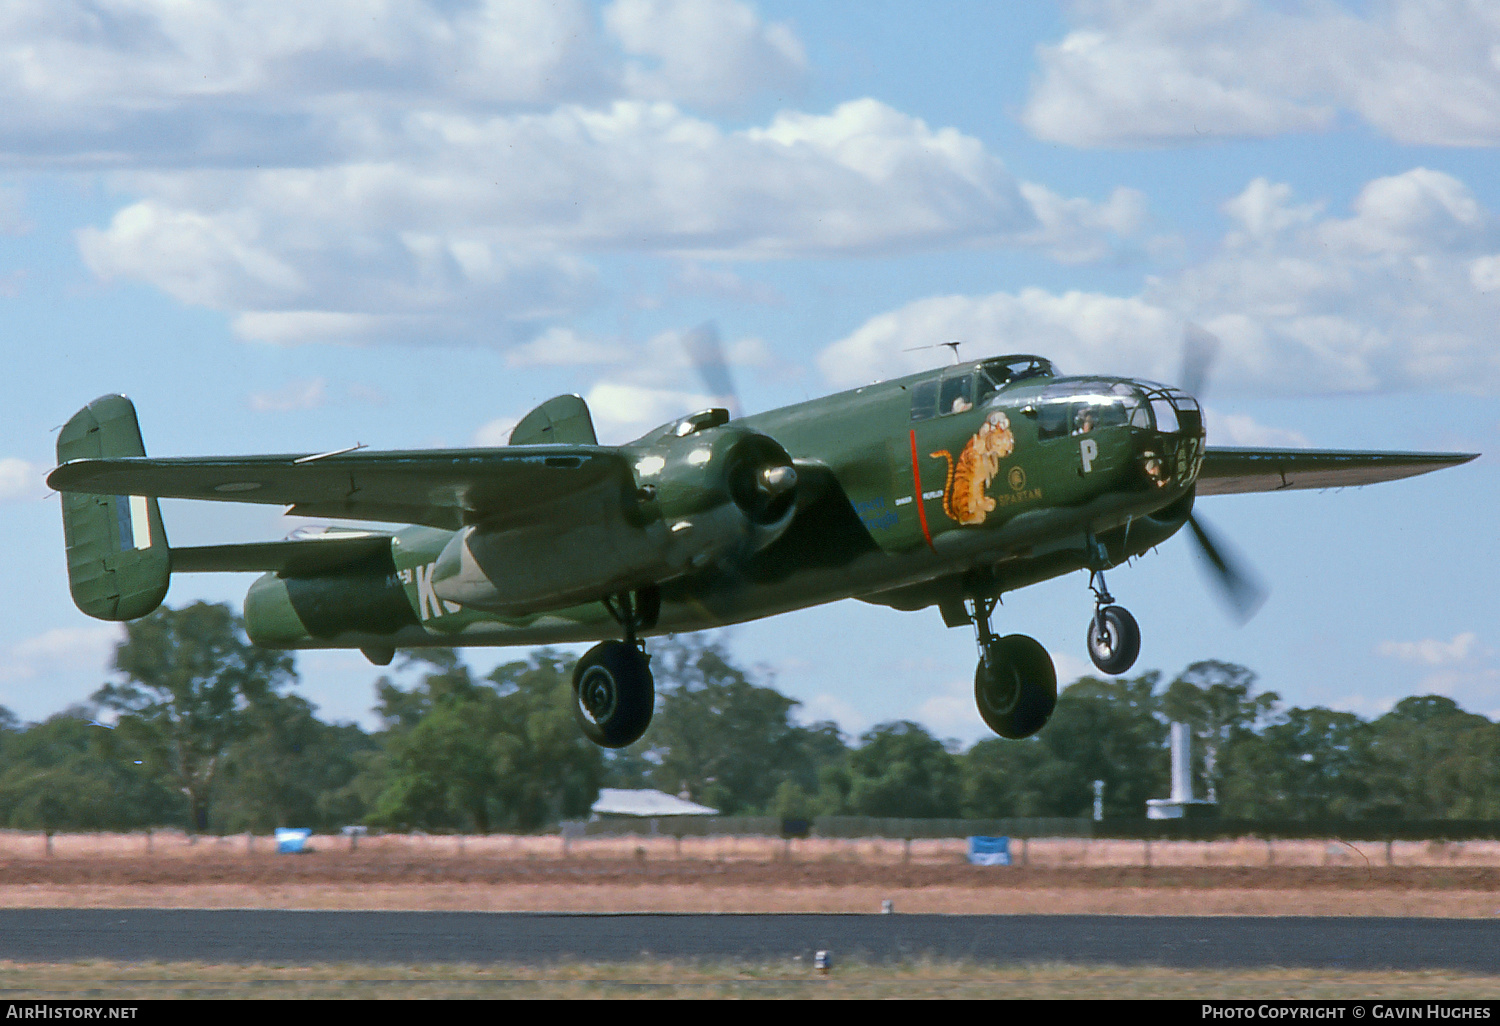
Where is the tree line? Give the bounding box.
[0,602,1496,834]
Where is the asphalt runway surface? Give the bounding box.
[1,911,1497,971]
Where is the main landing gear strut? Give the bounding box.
[968,597,1057,739]
[571,586,661,749]
[1085,570,1141,676]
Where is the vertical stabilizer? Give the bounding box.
[55,395,170,620]
[509,394,598,446]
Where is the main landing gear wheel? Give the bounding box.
[965,597,1058,739]
[975,634,1058,739]
[1086,570,1141,676]
[571,640,654,748]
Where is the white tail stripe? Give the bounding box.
[129,495,151,549]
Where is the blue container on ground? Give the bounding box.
[967,835,1011,866]
[275,828,312,854]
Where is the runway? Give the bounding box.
[2,911,1497,970]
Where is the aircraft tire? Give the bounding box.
[1087,605,1141,676]
[974,634,1057,739]
[572,640,654,748]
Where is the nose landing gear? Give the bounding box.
[1086,570,1141,676]
[572,586,660,749]
[968,597,1057,739]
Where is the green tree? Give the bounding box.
[93,602,296,832]
[1216,706,1372,819]
[1366,696,1494,818]
[368,649,601,832]
[213,692,379,833]
[960,736,1075,817]
[0,707,180,830]
[639,636,845,814]
[1034,672,1168,817]
[845,721,961,818]
[485,652,604,830]
[1162,661,1278,802]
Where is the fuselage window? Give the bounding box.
[1150,398,1180,433]
[1037,402,1071,439]
[975,369,1001,405]
[939,373,973,415]
[910,380,939,422]
[1074,399,1128,433]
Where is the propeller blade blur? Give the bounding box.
[683,320,741,418]
[1186,512,1267,624]
[1179,322,1221,400]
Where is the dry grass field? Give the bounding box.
[0,830,1494,917]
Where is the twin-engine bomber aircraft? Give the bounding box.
[48,351,1475,748]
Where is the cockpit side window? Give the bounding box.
[939,373,973,415]
[975,368,1001,405]
[1037,402,1071,439]
[910,380,939,422]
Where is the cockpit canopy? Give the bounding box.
[1032,378,1203,438]
[910,355,1055,422]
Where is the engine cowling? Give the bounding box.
[646,422,799,569]
[430,418,799,615]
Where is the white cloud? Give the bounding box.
[0,0,815,171]
[1378,631,1479,666]
[0,458,45,502]
[74,96,1137,347]
[1203,409,1309,448]
[584,381,719,441]
[0,183,27,234]
[670,261,783,305]
[472,417,520,447]
[823,169,1500,396]
[248,378,328,413]
[914,676,991,743]
[800,692,867,735]
[1024,1,1500,147]
[819,286,1180,389]
[0,625,122,685]
[606,0,806,109]
[506,327,630,368]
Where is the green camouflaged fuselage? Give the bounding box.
[245,362,1204,651]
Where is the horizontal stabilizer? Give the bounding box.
[1197,448,1478,496]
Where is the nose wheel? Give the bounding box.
[1086,571,1140,675]
[967,597,1057,739]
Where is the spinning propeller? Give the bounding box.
[682,322,798,521]
[683,321,742,419]
[1177,323,1267,624]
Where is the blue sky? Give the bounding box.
[2,0,1497,743]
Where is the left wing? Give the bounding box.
[1196,447,1478,496]
[47,446,636,531]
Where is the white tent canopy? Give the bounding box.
[589,788,718,817]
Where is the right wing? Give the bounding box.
[1196,447,1478,496]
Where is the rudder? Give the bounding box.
[55,395,170,620]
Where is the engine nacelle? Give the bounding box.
[431,417,799,615]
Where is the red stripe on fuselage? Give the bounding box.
[909,428,936,552]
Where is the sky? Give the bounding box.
[2,0,1498,744]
